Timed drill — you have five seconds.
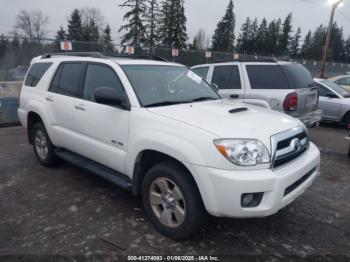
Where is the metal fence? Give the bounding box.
[0,37,349,125]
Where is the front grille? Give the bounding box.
[276,132,308,151]
[271,127,309,169]
[284,167,316,196]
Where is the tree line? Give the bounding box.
[1,0,350,72]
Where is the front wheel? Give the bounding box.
[142,161,206,240]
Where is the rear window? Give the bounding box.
[192,67,209,79]
[246,65,289,90]
[280,64,314,89]
[25,63,52,87]
[212,65,241,89]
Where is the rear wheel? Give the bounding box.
[345,112,350,126]
[32,122,57,166]
[142,161,206,240]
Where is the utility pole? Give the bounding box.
[320,0,344,78]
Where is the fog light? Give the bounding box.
[241,193,264,208]
[242,194,254,206]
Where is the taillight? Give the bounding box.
[283,92,298,112]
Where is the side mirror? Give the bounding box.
[326,92,338,99]
[95,87,125,108]
[212,83,219,91]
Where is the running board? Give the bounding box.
[55,149,132,191]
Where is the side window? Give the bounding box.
[192,67,209,79]
[83,64,126,102]
[50,63,83,97]
[338,77,350,85]
[212,65,241,89]
[25,63,52,87]
[316,84,329,97]
[246,65,289,90]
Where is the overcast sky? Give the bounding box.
[0,0,349,44]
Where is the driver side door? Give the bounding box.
[73,62,131,174]
[317,84,341,121]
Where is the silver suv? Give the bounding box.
[192,61,322,127]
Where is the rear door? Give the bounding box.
[210,64,245,100]
[46,62,84,150]
[280,63,319,115]
[316,83,341,120]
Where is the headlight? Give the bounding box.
[214,139,270,166]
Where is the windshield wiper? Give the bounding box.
[191,97,218,102]
[145,100,192,108]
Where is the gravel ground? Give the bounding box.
[0,125,349,261]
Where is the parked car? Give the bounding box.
[314,78,350,125]
[328,75,350,92]
[192,61,322,127]
[18,53,320,239]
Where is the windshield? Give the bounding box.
[321,79,350,97]
[122,65,220,107]
[280,64,314,89]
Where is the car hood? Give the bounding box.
[147,100,300,147]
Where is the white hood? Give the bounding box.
[148,100,300,147]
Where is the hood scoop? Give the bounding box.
[229,107,248,114]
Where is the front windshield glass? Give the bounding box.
[321,79,350,97]
[122,65,220,107]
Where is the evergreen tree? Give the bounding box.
[330,23,345,62]
[248,18,258,53]
[211,0,235,52]
[158,0,188,49]
[101,24,114,54]
[300,30,312,58]
[278,13,293,56]
[145,0,160,47]
[67,9,83,41]
[309,25,327,60]
[0,35,8,58]
[265,20,279,55]
[289,27,301,58]
[56,26,67,41]
[255,18,268,54]
[119,0,147,46]
[345,37,350,63]
[236,17,251,53]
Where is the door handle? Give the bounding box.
[230,94,239,99]
[75,105,86,111]
[45,96,54,102]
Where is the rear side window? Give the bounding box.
[212,65,241,89]
[337,77,350,85]
[192,67,209,79]
[280,64,314,89]
[83,64,126,102]
[50,63,83,97]
[25,63,52,87]
[246,65,289,90]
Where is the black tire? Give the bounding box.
[142,161,206,240]
[31,122,57,167]
[344,112,350,126]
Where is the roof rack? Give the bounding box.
[40,52,169,62]
[41,52,106,59]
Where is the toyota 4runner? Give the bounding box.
[18,53,321,239]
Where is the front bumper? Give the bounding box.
[185,142,320,218]
[295,109,323,127]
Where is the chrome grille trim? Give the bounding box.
[270,126,310,170]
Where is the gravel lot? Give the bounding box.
[0,125,349,260]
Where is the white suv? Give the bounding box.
[18,53,321,239]
[192,61,323,127]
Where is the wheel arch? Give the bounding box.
[131,149,202,200]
